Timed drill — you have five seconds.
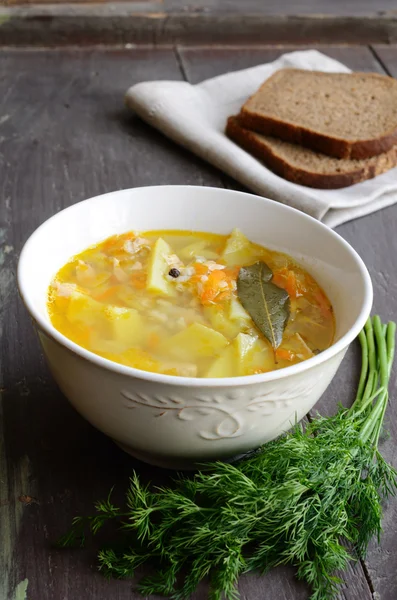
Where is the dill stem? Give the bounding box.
[351,319,376,413]
[352,319,377,413]
[371,394,388,449]
[373,316,389,393]
[359,318,395,448]
[359,396,385,445]
[353,328,368,407]
[386,322,396,377]
[371,321,396,448]
[366,318,379,398]
[353,387,384,418]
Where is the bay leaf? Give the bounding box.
[237,262,290,354]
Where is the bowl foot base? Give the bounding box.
[113,440,257,471]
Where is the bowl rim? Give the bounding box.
[17,185,373,388]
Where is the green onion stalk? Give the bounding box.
[60,316,397,600]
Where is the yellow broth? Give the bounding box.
[48,229,335,378]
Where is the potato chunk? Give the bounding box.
[104,305,144,346]
[234,333,257,375]
[147,238,176,296]
[205,345,235,378]
[234,332,256,359]
[203,305,241,339]
[229,298,252,323]
[179,240,218,260]
[161,323,229,362]
[222,228,259,266]
[66,291,105,326]
[205,332,258,378]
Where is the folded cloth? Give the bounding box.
[125,50,397,228]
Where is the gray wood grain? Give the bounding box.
[0,47,225,600]
[350,43,397,600]
[178,44,397,600]
[1,4,397,46]
[166,0,397,17]
[372,44,397,77]
[178,44,383,84]
[0,43,395,600]
[0,46,308,600]
[316,46,397,600]
[6,0,397,15]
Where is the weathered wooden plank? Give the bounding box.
[180,43,397,600]
[349,43,397,600]
[4,0,397,14]
[5,0,160,4]
[4,0,161,4]
[0,47,226,600]
[0,6,397,46]
[314,47,397,600]
[178,44,383,84]
[1,43,396,600]
[332,212,397,600]
[177,45,383,600]
[166,0,397,16]
[372,43,397,76]
[0,46,309,600]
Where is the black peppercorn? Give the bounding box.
[168,268,180,278]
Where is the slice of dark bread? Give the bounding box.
[239,69,397,160]
[226,116,397,189]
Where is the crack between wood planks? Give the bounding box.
[368,45,392,76]
[359,557,376,596]
[358,47,397,600]
[173,45,189,83]
[173,45,234,191]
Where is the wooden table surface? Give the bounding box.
[2,0,397,45]
[1,43,397,600]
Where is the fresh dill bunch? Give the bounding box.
[59,317,397,600]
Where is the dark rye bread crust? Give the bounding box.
[226,116,397,189]
[239,70,397,160]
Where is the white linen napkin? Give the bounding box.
[125,50,397,228]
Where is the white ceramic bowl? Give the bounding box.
[18,186,372,469]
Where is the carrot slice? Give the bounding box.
[198,270,232,305]
[102,232,135,254]
[276,348,295,361]
[272,268,288,289]
[219,290,231,300]
[224,266,240,279]
[192,263,209,276]
[94,285,121,302]
[209,270,226,283]
[285,271,297,298]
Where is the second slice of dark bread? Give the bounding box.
[226,116,397,189]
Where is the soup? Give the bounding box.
[48,229,334,378]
